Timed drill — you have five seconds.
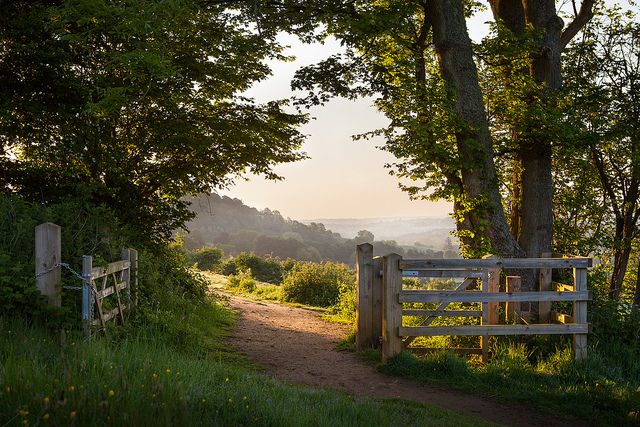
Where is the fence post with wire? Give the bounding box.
[34,222,138,337]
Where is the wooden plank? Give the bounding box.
[382,253,403,361]
[130,249,138,306]
[553,282,575,292]
[372,257,383,348]
[112,272,125,324]
[94,281,127,300]
[399,290,591,303]
[505,276,521,322]
[403,278,476,347]
[82,255,93,338]
[91,260,131,279]
[573,268,588,361]
[402,270,484,278]
[487,268,500,326]
[403,309,482,317]
[481,266,490,363]
[355,243,374,351]
[91,304,128,326]
[539,252,552,323]
[35,222,62,307]
[122,248,132,304]
[400,323,589,337]
[401,257,592,270]
[94,286,107,334]
[551,311,574,324]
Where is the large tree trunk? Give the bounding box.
[635,259,640,306]
[489,1,561,259]
[426,0,523,258]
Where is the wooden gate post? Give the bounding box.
[539,252,553,323]
[82,255,93,337]
[382,253,402,362]
[35,222,61,307]
[122,248,132,305]
[573,268,588,361]
[372,256,383,348]
[505,276,522,322]
[356,243,374,350]
[129,248,139,306]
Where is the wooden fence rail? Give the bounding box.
[83,249,138,337]
[355,244,592,363]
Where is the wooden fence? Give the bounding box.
[82,249,138,336]
[34,222,138,337]
[355,243,592,362]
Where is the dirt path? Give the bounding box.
[226,294,588,427]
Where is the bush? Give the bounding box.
[227,270,257,293]
[220,252,283,283]
[281,261,354,307]
[190,246,225,271]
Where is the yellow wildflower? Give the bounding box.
[18,409,29,417]
[108,390,115,397]
[70,411,77,419]
[43,397,50,405]
[42,413,50,421]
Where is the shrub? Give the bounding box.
[281,261,354,307]
[220,252,283,283]
[191,246,225,271]
[227,270,257,293]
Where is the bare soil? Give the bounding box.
[226,294,588,427]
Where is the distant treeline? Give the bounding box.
[182,194,458,264]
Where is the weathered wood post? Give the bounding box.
[122,248,132,306]
[129,248,139,306]
[372,256,383,348]
[505,276,522,322]
[573,267,588,361]
[539,252,553,323]
[481,255,499,363]
[82,255,93,337]
[382,253,402,362]
[35,222,62,307]
[356,243,374,350]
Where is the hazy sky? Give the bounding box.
[219,11,493,220]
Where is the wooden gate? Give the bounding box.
[82,249,138,336]
[355,244,592,362]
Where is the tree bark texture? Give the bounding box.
[426,0,523,258]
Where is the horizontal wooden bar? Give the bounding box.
[92,260,130,279]
[95,282,127,300]
[401,258,592,270]
[552,281,575,292]
[552,311,575,324]
[403,309,482,317]
[399,323,589,337]
[402,270,484,278]
[408,347,483,356]
[399,290,591,303]
[91,304,128,326]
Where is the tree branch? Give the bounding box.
[560,0,595,50]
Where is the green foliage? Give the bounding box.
[0,0,306,239]
[0,289,490,426]
[190,247,225,271]
[227,270,257,294]
[281,261,354,307]
[0,195,126,321]
[220,252,284,284]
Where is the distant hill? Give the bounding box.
[302,217,455,248]
[182,194,457,264]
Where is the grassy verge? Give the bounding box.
[378,344,640,427]
[0,293,493,426]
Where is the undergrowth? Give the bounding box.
[0,295,491,426]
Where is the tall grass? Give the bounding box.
[0,295,491,426]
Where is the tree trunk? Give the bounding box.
[426,0,523,258]
[610,214,636,300]
[635,259,640,306]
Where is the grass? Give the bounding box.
[378,342,640,427]
[0,292,494,426]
